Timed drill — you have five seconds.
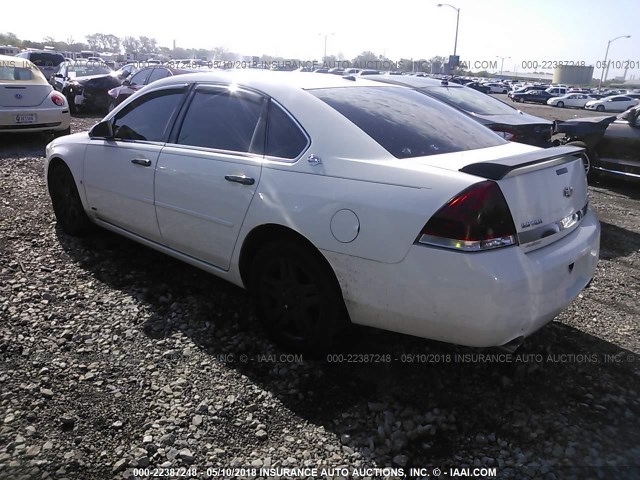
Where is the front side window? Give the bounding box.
[147,68,170,84]
[176,87,265,153]
[112,88,186,142]
[129,69,152,86]
[311,86,505,159]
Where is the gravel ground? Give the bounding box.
[1,110,639,480]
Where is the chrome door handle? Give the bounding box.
[131,158,151,167]
[225,175,255,185]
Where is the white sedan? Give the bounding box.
[45,71,600,352]
[0,54,70,136]
[483,82,510,94]
[585,95,639,112]
[547,93,595,108]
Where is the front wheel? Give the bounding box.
[250,240,350,353]
[49,163,92,236]
[557,101,565,108]
[596,105,605,112]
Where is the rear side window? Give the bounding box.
[176,88,265,153]
[265,102,308,159]
[311,86,505,158]
[112,88,186,142]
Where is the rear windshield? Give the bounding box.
[27,53,64,67]
[0,61,44,82]
[311,86,505,158]
[422,85,518,116]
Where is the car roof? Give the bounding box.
[0,53,23,63]
[359,74,452,88]
[145,69,389,92]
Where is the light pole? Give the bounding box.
[598,35,630,92]
[497,56,510,75]
[437,3,460,56]
[319,33,334,63]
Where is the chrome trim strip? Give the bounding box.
[417,234,517,252]
[593,166,640,179]
[518,203,588,245]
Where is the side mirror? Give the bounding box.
[122,79,131,86]
[89,120,114,139]
[53,73,64,78]
[120,70,131,79]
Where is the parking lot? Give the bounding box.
[1,99,639,479]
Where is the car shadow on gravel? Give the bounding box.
[599,221,640,260]
[0,133,52,158]
[57,226,640,476]
[591,176,640,202]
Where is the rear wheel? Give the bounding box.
[567,141,599,181]
[250,240,350,353]
[49,162,92,236]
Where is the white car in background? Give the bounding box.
[0,54,70,136]
[547,93,595,109]
[44,71,599,352]
[585,95,639,112]
[483,82,509,93]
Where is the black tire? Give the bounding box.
[557,101,565,108]
[49,162,92,236]
[567,141,599,181]
[53,127,71,139]
[66,94,77,114]
[250,240,350,353]
[596,105,605,112]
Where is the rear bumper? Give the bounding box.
[324,209,600,347]
[0,106,70,132]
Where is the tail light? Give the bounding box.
[51,94,65,106]
[417,181,517,252]
[491,129,515,141]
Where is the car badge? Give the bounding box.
[563,187,573,198]
[15,93,23,99]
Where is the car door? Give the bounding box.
[597,111,640,162]
[154,84,267,270]
[84,85,188,242]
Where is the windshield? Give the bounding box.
[68,64,112,76]
[311,86,505,159]
[422,85,518,116]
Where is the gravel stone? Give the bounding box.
[0,112,638,479]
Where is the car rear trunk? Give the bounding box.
[0,84,51,107]
[415,145,589,253]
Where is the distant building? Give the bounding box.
[553,65,594,86]
[0,45,19,56]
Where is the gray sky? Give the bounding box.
[5,0,640,78]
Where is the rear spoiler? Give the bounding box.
[459,146,585,180]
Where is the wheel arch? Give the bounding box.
[238,223,338,291]
[46,157,68,193]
